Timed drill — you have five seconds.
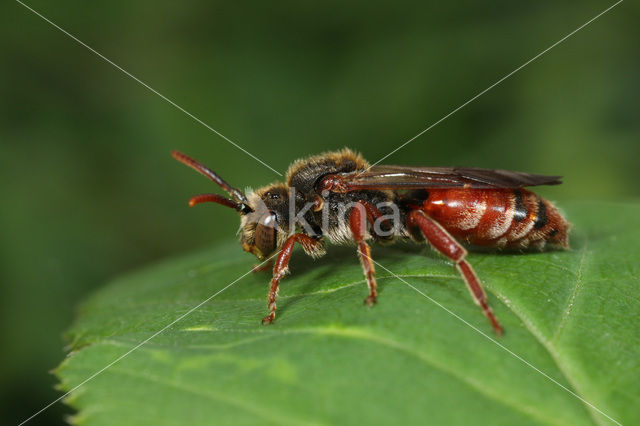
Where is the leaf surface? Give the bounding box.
[57,202,640,425]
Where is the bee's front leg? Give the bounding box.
[262,233,320,324]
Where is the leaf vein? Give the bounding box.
[552,244,589,343]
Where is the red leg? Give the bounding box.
[349,201,378,305]
[262,234,320,324]
[407,210,503,335]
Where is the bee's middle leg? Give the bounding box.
[349,201,380,306]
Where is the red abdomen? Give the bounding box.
[421,188,569,249]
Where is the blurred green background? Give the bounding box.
[1,0,638,424]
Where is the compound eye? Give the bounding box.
[255,211,277,256]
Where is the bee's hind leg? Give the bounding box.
[407,209,503,335]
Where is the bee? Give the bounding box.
[172,149,569,335]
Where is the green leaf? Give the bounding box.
[56,202,639,425]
